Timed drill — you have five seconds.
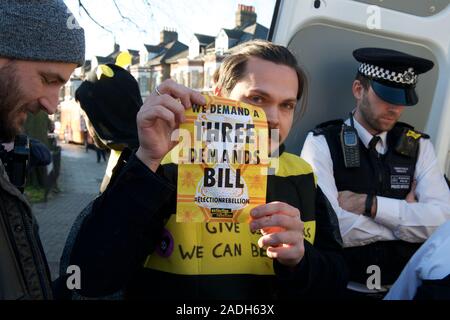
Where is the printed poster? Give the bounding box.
[176,95,269,223]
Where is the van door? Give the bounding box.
[269,0,450,177]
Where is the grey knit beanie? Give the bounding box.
[0,0,85,66]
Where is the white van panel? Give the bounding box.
[271,0,450,176]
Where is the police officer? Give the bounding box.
[301,48,450,297]
[0,1,85,299]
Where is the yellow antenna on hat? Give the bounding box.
[96,64,114,80]
[116,51,133,68]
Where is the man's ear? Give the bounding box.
[352,80,364,100]
[214,86,222,97]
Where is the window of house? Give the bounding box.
[179,71,185,86]
[139,76,148,95]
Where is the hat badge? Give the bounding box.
[402,68,415,83]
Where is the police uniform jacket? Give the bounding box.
[301,118,450,284]
[302,118,450,247]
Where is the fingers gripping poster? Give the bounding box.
[176,95,269,223]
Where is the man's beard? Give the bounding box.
[0,63,27,142]
[359,90,398,134]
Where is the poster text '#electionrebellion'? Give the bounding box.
[176,95,269,223]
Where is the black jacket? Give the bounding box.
[64,148,348,299]
[0,159,53,300]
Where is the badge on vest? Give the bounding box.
[390,166,412,190]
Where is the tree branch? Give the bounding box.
[78,0,114,36]
[113,0,146,33]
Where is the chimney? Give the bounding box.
[235,4,257,28]
[160,28,178,44]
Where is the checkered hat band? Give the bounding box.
[358,63,418,85]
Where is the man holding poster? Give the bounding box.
[64,40,348,299]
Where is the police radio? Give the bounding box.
[340,114,360,168]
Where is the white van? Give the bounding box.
[269,0,450,177]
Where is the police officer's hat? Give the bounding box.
[353,48,434,106]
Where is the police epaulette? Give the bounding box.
[312,119,344,136]
[395,122,430,140]
[420,132,430,139]
[409,130,430,139]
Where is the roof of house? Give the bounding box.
[166,49,189,64]
[82,60,92,73]
[108,48,140,65]
[148,40,189,66]
[143,44,165,54]
[217,22,269,50]
[128,49,140,56]
[241,23,269,41]
[94,56,113,65]
[206,41,216,50]
[194,33,215,46]
[222,28,244,40]
[92,44,141,68]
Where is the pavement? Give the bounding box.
[33,142,108,280]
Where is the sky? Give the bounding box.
[64,0,277,59]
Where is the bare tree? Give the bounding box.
[76,0,156,40]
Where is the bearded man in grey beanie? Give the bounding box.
[0,0,85,300]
